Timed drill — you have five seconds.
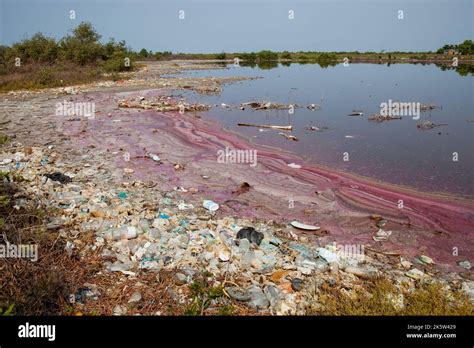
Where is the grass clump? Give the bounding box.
[184,274,227,316]
[0,135,10,145]
[307,277,473,316]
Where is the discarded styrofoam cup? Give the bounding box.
[203,200,219,212]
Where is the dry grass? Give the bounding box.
[0,172,100,315]
[0,63,110,93]
[306,277,473,316]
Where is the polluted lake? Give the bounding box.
[166,62,474,197]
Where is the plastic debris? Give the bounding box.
[202,200,219,212]
[236,227,264,246]
[287,163,301,169]
[44,172,72,184]
[373,228,392,242]
[290,221,320,231]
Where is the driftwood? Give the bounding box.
[237,123,293,131]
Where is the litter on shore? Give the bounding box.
[290,221,320,231]
[119,97,210,112]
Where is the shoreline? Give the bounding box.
[49,81,473,271]
[1,61,472,316]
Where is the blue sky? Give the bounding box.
[0,0,473,52]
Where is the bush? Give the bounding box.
[215,52,226,60]
[280,51,292,59]
[11,33,59,64]
[36,68,54,86]
[104,54,132,72]
[257,50,278,61]
[59,22,103,65]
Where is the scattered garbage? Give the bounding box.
[418,255,434,265]
[43,172,72,184]
[373,228,392,242]
[405,268,425,280]
[232,182,251,195]
[291,278,304,291]
[226,286,251,301]
[148,153,161,162]
[457,260,471,270]
[317,247,340,263]
[119,96,210,112]
[290,221,320,231]
[202,200,219,212]
[236,227,264,246]
[287,163,301,169]
[128,291,142,304]
[237,123,292,131]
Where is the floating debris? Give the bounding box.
[237,123,292,131]
[416,120,448,130]
[278,133,298,141]
[304,125,328,131]
[241,101,296,110]
[368,114,402,122]
[420,104,437,112]
[307,104,321,111]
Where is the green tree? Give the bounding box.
[59,22,103,65]
[139,48,149,58]
[11,33,59,64]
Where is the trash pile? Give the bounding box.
[7,143,471,315]
[118,96,211,112]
